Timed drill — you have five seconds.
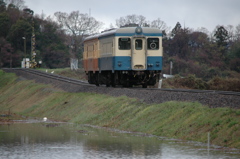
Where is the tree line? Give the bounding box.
[164,22,240,80]
[0,0,69,68]
[0,0,239,80]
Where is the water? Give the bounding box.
[0,120,239,159]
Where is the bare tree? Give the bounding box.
[55,11,103,35]
[196,27,210,36]
[4,0,26,9]
[150,18,170,32]
[226,25,234,42]
[235,24,240,41]
[109,23,115,29]
[54,11,103,58]
[116,14,149,27]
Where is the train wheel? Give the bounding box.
[88,72,93,84]
[106,72,111,87]
[142,83,147,88]
[111,72,117,87]
[95,72,99,86]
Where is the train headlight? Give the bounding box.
[150,42,157,49]
[148,64,153,67]
[135,27,142,34]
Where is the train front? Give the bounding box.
[114,27,163,87]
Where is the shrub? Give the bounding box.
[229,58,240,73]
[163,74,207,90]
[228,121,238,128]
[208,76,240,91]
[203,67,222,80]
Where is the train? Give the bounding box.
[83,26,163,88]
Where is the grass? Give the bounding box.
[37,68,87,81]
[0,69,239,148]
[162,74,240,91]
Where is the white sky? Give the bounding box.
[24,0,240,32]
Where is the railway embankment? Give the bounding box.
[0,69,240,149]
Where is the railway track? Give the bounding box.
[3,68,240,96]
[149,88,240,96]
[3,68,91,86]
[2,68,240,108]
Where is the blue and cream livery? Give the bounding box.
[83,26,163,88]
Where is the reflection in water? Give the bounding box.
[0,121,239,159]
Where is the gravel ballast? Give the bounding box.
[4,69,240,109]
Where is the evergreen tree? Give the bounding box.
[171,22,182,37]
[0,0,6,12]
[0,12,10,37]
[214,26,229,61]
[214,26,229,47]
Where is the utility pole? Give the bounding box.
[31,12,37,68]
[170,61,173,75]
[23,8,37,68]
[22,37,26,68]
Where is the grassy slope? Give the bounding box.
[37,68,87,81]
[0,70,239,148]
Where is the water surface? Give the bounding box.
[0,120,239,159]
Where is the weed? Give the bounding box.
[22,105,41,114]
[211,134,218,140]
[235,111,240,116]
[226,118,232,123]
[212,120,222,127]
[228,121,238,128]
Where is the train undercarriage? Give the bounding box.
[87,70,161,88]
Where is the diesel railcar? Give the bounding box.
[83,27,163,88]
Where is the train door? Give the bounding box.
[131,38,146,70]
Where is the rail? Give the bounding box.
[3,68,90,86]
[3,68,240,96]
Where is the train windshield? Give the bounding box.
[119,38,131,50]
[147,38,159,50]
[135,39,143,50]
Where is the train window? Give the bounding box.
[119,38,131,50]
[147,38,159,50]
[135,39,142,50]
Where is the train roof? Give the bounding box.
[84,27,162,42]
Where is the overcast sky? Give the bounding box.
[24,0,240,32]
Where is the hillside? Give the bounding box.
[1,70,239,149]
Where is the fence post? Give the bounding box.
[158,79,162,89]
